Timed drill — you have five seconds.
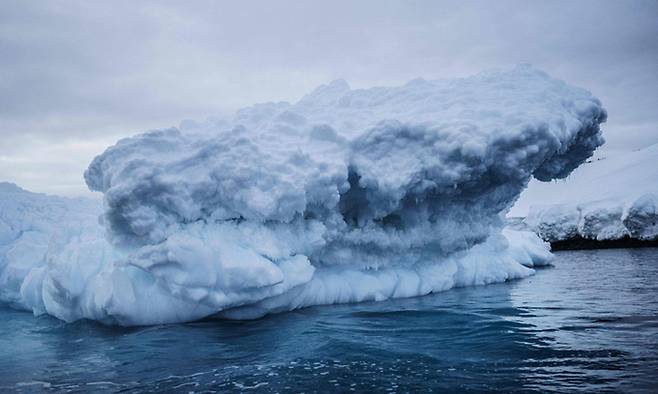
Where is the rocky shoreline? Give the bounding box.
[506,216,658,251]
[549,236,658,251]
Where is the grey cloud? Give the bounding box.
[1,0,657,195]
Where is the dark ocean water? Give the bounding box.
[1,248,657,393]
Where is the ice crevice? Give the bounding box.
[0,65,606,325]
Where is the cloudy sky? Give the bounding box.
[1,0,657,196]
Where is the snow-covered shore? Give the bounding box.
[520,144,658,246]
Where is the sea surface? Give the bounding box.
[1,248,657,393]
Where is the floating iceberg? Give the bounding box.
[524,144,658,243]
[0,66,606,325]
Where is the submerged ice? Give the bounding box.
[0,66,606,325]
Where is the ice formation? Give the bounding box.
[524,144,658,242]
[0,66,606,325]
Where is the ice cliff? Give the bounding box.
[524,144,658,243]
[0,66,606,325]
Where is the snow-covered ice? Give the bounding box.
[0,66,606,325]
[523,144,658,242]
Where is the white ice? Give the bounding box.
[0,66,606,325]
[523,144,658,242]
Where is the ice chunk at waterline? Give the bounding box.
[0,184,549,324]
[1,66,605,325]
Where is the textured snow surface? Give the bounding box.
[1,66,605,325]
[524,144,658,242]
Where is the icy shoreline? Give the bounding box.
[524,195,658,245]
[521,145,658,248]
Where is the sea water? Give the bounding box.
[1,248,656,392]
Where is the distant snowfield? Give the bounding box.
[511,144,658,217]
[515,144,658,242]
[0,66,606,325]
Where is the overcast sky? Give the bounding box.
[1,0,657,196]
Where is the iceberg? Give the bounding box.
[524,144,658,244]
[0,66,606,325]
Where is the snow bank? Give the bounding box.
[0,66,605,325]
[525,194,658,242]
[524,144,658,242]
